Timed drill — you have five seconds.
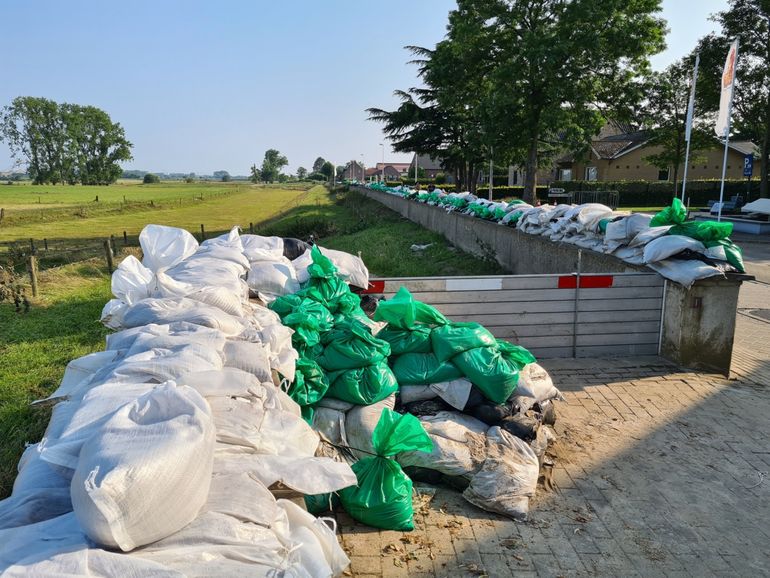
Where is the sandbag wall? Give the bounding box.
[366,184,745,288]
[0,225,355,577]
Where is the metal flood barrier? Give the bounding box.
[362,272,666,358]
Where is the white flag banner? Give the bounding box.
[684,54,699,142]
[715,39,739,137]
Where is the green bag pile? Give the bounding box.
[270,246,400,409]
[338,408,433,531]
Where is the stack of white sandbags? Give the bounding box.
[0,224,360,577]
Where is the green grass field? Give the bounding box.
[0,182,323,242]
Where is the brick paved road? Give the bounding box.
[336,282,770,577]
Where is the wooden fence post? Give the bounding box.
[110,234,117,253]
[29,238,36,255]
[249,222,254,234]
[123,231,128,245]
[103,239,114,274]
[27,256,38,297]
[44,238,48,251]
[200,224,206,241]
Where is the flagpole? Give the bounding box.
[717,40,739,222]
[681,53,700,203]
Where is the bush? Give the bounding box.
[434,173,447,185]
[307,172,327,181]
[143,173,160,184]
[551,179,761,207]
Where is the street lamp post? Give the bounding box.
[360,154,364,182]
[379,143,385,183]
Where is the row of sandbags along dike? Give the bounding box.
[0,224,564,577]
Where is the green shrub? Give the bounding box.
[142,173,160,184]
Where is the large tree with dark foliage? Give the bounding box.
[0,96,132,185]
[369,0,666,202]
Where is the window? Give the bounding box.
[559,168,572,181]
[584,166,598,181]
[658,168,670,181]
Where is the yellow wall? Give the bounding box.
[564,144,759,182]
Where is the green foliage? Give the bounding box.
[691,0,770,196]
[296,166,308,179]
[320,161,334,181]
[312,157,327,173]
[143,173,160,184]
[250,164,261,183]
[369,0,666,202]
[213,170,231,182]
[0,96,133,185]
[260,149,288,183]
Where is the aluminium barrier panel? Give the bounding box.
[361,272,665,358]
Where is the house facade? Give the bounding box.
[342,160,365,181]
[555,122,760,183]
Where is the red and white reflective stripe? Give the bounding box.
[557,275,614,289]
[357,280,385,294]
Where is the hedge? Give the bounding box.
[552,179,760,207]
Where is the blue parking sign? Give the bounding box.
[744,154,754,177]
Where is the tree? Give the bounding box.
[692,0,770,197]
[296,166,308,179]
[336,165,345,180]
[641,61,715,196]
[143,173,160,184]
[250,164,261,183]
[408,165,426,179]
[0,96,132,185]
[260,148,288,182]
[312,157,326,173]
[369,0,666,201]
[213,170,230,181]
[320,161,334,181]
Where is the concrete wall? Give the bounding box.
[359,187,746,374]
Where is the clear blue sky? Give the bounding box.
[0,0,727,175]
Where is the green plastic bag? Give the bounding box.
[317,319,391,371]
[338,408,433,530]
[705,238,746,273]
[497,339,537,368]
[452,345,521,404]
[376,325,433,355]
[391,353,462,385]
[301,246,354,314]
[598,218,611,234]
[269,293,302,318]
[430,322,497,363]
[650,198,687,227]
[326,361,399,405]
[374,286,448,330]
[304,493,339,515]
[290,358,329,406]
[668,220,733,243]
[282,300,334,348]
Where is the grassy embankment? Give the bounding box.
[0,184,502,497]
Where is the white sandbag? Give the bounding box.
[105,322,225,352]
[139,224,198,273]
[0,513,182,577]
[177,367,262,397]
[463,426,540,520]
[271,346,298,383]
[204,472,279,527]
[223,340,272,383]
[643,234,706,263]
[647,258,724,288]
[628,225,672,248]
[124,329,226,359]
[292,248,314,284]
[345,394,396,459]
[186,285,245,318]
[241,234,285,260]
[45,350,124,400]
[276,499,350,578]
[100,298,128,329]
[318,246,370,289]
[313,406,349,447]
[0,445,71,530]
[399,385,438,404]
[516,363,563,403]
[92,344,223,385]
[71,384,215,551]
[111,256,153,305]
[188,244,250,270]
[247,259,300,300]
[613,245,645,265]
[200,226,243,252]
[122,298,245,336]
[250,303,283,329]
[40,383,159,473]
[317,396,355,412]
[398,412,488,478]
[213,454,357,495]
